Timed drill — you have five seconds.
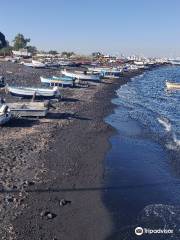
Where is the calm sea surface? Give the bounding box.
[104,66,180,239]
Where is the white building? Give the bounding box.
[12,49,32,57]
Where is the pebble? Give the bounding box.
[40,211,57,219]
[59,199,71,207]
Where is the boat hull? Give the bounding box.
[0,112,11,125]
[166,82,180,90]
[61,70,100,81]
[7,102,48,117]
[7,86,61,99]
[40,76,74,87]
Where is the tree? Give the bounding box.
[61,51,75,58]
[0,32,7,49]
[48,50,58,55]
[13,33,30,50]
[0,46,12,56]
[26,45,37,55]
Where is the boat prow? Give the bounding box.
[166,81,180,90]
[0,104,11,125]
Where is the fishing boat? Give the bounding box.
[40,76,75,87]
[100,69,123,79]
[23,60,46,68]
[88,67,122,79]
[58,61,77,67]
[88,67,113,73]
[32,60,46,68]
[0,105,11,125]
[166,81,180,90]
[7,102,49,117]
[45,62,60,68]
[61,69,100,81]
[168,58,180,65]
[6,86,61,99]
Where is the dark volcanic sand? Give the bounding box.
[0,61,144,240]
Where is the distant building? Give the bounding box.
[12,49,32,58]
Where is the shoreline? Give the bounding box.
[102,65,180,240]
[0,62,146,239]
[13,71,145,240]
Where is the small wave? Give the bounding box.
[172,133,180,147]
[139,204,180,232]
[165,133,180,151]
[157,117,172,132]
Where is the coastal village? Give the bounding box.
[0,32,178,239]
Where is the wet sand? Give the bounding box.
[0,62,144,240]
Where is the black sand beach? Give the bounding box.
[0,62,144,239]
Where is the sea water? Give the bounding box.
[104,66,180,239]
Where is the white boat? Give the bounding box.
[22,62,35,67]
[166,81,180,90]
[7,102,49,117]
[32,60,46,68]
[100,69,123,79]
[6,86,61,99]
[169,58,180,65]
[0,105,11,125]
[88,67,111,73]
[40,76,74,87]
[23,60,46,68]
[58,61,74,66]
[61,69,100,81]
[88,67,122,79]
[45,62,60,67]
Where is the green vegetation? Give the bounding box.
[0,32,7,49]
[61,51,75,58]
[13,33,30,50]
[48,50,58,55]
[0,46,12,56]
[26,46,37,55]
[12,33,37,55]
[0,32,77,58]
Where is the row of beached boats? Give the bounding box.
[21,60,78,68]
[1,62,178,126]
[0,68,104,125]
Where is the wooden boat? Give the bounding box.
[7,102,49,117]
[23,60,46,68]
[6,86,61,99]
[32,60,46,68]
[100,69,123,79]
[166,81,180,90]
[0,105,11,125]
[45,62,60,68]
[40,76,75,87]
[58,61,76,67]
[61,69,100,81]
[169,59,180,65]
[88,67,122,78]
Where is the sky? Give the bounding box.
[1,0,180,57]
